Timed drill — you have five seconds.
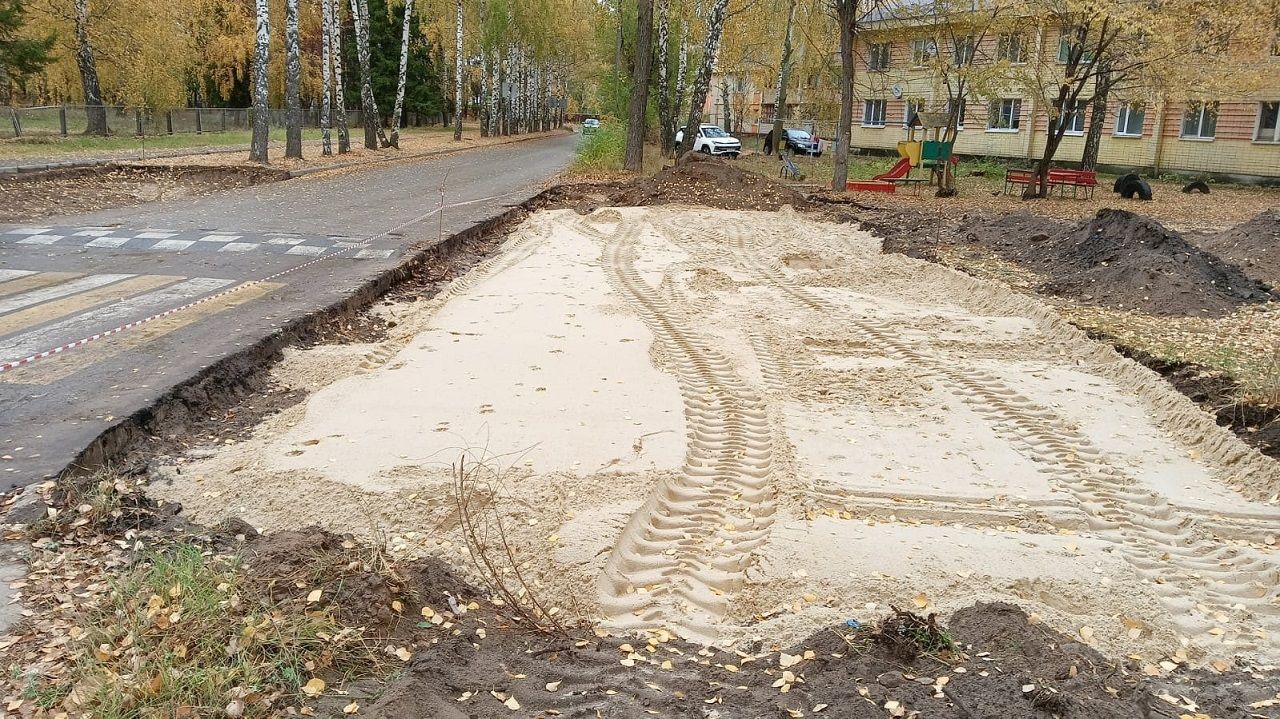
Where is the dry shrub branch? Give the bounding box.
[451,451,570,637]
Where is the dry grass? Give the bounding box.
[65,544,378,718]
[1061,303,1280,407]
[1,472,383,719]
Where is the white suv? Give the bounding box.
[675,124,741,158]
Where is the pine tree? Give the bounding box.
[0,0,54,96]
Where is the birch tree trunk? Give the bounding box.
[771,0,796,156]
[676,0,728,159]
[320,0,334,155]
[72,0,107,135]
[498,47,508,135]
[249,0,270,162]
[655,0,672,154]
[830,0,857,191]
[453,0,464,141]
[390,0,415,148]
[330,0,350,153]
[284,0,302,158]
[671,25,688,145]
[350,0,387,149]
[479,52,490,137]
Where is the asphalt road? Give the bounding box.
[0,132,577,488]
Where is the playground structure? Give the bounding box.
[846,110,957,194]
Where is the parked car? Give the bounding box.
[783,128,822,156]
[582,118,600,134]
[674,124,741,157]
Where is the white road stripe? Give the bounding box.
[0,274,135,314]
[0,277,235,362]
[86,237,131,249]
[16,234,64,245]
[0,270,37,283]
[4,228,53,235]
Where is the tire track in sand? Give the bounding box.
[706,213,1280,655]
[573,212,776,643]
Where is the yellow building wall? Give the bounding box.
[848,28,1280,180]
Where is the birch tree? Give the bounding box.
[453,0,463,140]
[672,24,688,145]
[321,0,335,155]
[623,0,653,170]
[655,0,673,153]
[71,0,106,135]
[350,0,387,149]
[829,0,858,191]
[390,0,416,148]
[676,0,727,158]
[284,0,302,158]
[330,0,351,153]
[249,0,270,162]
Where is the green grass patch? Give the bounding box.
[59,542,376,717]
[571,121,626,173]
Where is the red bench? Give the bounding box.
[1047,169,1097,199]
[1004,168,1097,199]
[1004,168,1037,196]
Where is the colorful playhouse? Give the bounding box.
[847,111,958,193]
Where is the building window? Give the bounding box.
[863,99,887,127]
[1057,26,1094,64]
[996,33,1025,63]
[904,98,925,127]
[1181,101,1218,139]
[911,38,938,65]
[1054,99,1085,134]
[1115,102,1145,136]
[954,36,975,65]
[1257,101,1280,142]
[868,43,891,71]
[988,98,1021,130]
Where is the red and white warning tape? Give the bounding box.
[0,191,516,374]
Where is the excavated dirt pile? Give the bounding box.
[607,152,809,211]
[962,208,1276,316]
[1193,208,1280,287]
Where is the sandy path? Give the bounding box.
[151,205,1280,666]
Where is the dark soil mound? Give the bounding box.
[609,152,808,211]
[1194,209,1280,287]
[354,598,1280,719]
[963,208,1276,316]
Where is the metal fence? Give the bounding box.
[1,105,441,139]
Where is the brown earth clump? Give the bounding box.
[961,208,1276,316]
[607,152,809,211]
[1193,208,1280,287]
[0,164,288,223]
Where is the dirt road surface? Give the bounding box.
[151,205,1280,667]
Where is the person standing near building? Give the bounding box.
[763,127,775,155]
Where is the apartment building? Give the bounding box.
[849,17,1280,182]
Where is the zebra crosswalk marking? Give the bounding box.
[0,274,135,314]
[0,275,182,338]
[0,281,281,385]
[0,277,234,364]
[0,272,82,299]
